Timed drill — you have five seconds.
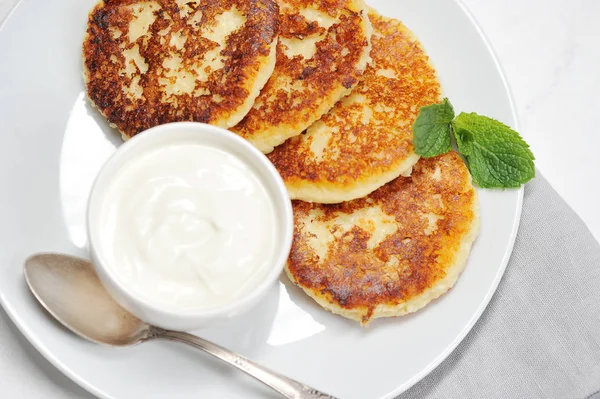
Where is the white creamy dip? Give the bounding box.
[96,142,278,311]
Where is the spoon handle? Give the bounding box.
[155,329,337,399]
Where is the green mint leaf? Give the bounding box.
[453,125,473,156]
[452,112,535,188]
[413,98,455,158]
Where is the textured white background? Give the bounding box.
[1,0,599,397]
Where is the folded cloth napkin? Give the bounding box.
[400,173,600,399]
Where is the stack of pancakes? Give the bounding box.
[83,0,479,325]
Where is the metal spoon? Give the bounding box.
[24,253,335,399]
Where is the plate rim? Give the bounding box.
[380,0,524,396]
[0,0,524,397]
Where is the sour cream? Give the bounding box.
[96,141,278,311]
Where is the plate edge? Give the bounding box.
[0,3,111,397]
[0,0,22,32]
[380,0,525,397]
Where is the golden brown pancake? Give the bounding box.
[232,0,372,153]
[83,0,279,140]
[268,11,441,203]
[285,152,480,324]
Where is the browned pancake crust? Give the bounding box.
[232,0,371,153]
[287,152,478,324]
[83,0,278,138]
[268,12,441,203]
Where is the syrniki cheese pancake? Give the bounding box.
[268,11,441,203]
[83,0,279,140]
[285,152,480,324]
[232,0,372,153]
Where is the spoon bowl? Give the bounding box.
[24,253,335,399]
[24,253,152,346]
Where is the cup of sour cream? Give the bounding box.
[87,122,293,331]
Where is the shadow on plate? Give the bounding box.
[192,282,280,356]
[82,95,123,148]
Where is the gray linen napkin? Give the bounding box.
[399,173,600,399]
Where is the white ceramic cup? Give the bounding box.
[87,122,293,331]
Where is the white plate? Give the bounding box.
[0,0,522,398]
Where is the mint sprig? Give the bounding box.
[413,98,454,157]
[412,98,535,189]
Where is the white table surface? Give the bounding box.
[1,0,599,397]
